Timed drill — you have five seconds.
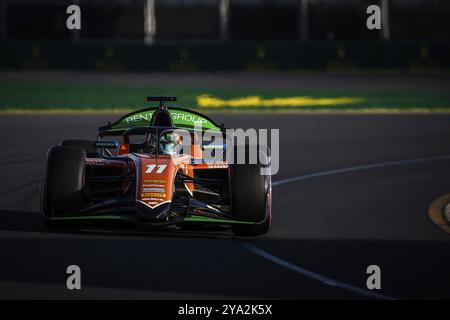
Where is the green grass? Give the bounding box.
[1,82,449,112]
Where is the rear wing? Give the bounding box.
[98,107,224,136]
[147,96,177,108]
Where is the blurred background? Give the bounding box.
[0,0,449,111]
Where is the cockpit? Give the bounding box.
[123,127,185,156]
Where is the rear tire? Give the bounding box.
[41,145,86,229]
[230,144,271,236]
[62,139,98,157]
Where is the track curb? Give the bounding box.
[428,193,450,234]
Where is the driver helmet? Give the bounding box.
[159,131,181,155]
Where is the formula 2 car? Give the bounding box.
[41,96,272,236]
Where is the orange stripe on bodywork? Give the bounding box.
[137,155,194,208]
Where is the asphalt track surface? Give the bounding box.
[0,113,450,299]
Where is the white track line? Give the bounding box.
[240,242,395,300]
[273,155,450,187]
[241,154,450,299]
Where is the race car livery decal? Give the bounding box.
[109,108,221,131]
[143,179,166,185]
[142,187,166,193]
[145,164,167,174]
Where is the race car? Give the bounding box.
[40,96,272,236]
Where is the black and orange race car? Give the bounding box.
[41,96,272,236]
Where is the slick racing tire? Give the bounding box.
[229,144,271,236]
[62,139,99,158]
[41,145,86,229]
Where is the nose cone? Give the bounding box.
[136,156,177,220]
[136,201,171,221]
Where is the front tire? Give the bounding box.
[41,145,86,229]
[230,145,271,236]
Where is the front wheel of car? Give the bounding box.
[41,145,86,229]
[229,144,271,236]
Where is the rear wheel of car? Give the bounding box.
[62,139,98,157]
[41,145,86,229]
[229,144,271,236]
